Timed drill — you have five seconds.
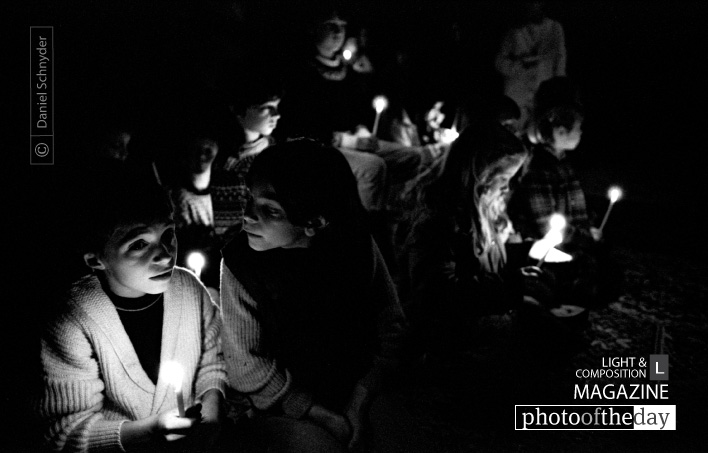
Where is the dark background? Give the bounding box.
[18,1,708,451]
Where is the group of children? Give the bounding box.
[32,4,618,453]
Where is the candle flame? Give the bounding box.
[548,213,566,233]
[342,49,352,61]
[373,96,388,113]
[161,361,184,391]
[439,128,459,144]
[608,186,623,203]
[528,240,573,262]
[187,251,206,275]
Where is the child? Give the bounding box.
[401,121,554,351]
[508,96,595,249]
[210,72,283,244]
[218,139,406,452]
[35,166,227,452]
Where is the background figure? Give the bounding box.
[211,69,283,246]
[219,140,406,452]
[495,0,566,133]
[400,121,557,355]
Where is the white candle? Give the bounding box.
[599,186,623,233]
[537,214,566,267]
[162,361,185,417]
[372,95,388,137]
[186,251,206,280]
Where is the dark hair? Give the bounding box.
[76,163,174,254]
[246,138,366,241]
[230,70,284,116]
[531,76,584,144]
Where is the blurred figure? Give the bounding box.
[495,0,567,133]
[400,121,556,355]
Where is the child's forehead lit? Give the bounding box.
[111,220,175,245]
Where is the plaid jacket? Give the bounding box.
[509,145,591,242]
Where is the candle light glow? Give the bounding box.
[439,126,459,144]
[342,49,352,61]
[187,251,206,280]
[371,95,388,136]
[162,361,185,417]
[533,214,567,267]
[599,185,623,233]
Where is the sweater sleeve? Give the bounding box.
[356,240,407,395]
[193,277,228,400]
[219,261,313,419]
[38,314,125,453]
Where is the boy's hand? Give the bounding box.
[590,227,603,242]
[356,137,379,152]
[344,384,371,452]
[152,407,201,442]
[308,403,352,445]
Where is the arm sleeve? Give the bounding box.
[356,240,407,395]
[553,22,567,76]
[194,282,228,400]
[219,262,313,419]
[37,314,125,453]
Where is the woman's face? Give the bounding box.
[315,17,347,58]
[242,176,312,251]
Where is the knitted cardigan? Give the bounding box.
[37,267,228,452]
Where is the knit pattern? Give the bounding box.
[37,267,227,452]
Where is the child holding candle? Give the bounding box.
[508,76,622,306]
[400,121,557,353]
[35,166,228,452]
[218,139,406,452]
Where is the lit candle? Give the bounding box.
[598,186,623,233]
[162,361,185,417]
[537,214,566,267]
[342,49,352,61]
[371,95,388,137]
[439,126,459,144]
[186,251,206,280]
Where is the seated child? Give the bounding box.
[401,121,556,350]
[211,72,282,244]
[35,165,227,452]
[218,139,407,452]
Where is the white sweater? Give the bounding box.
[37,267,227,452]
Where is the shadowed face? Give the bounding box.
[553,120,583,151]
[238,99,281,140]
[315,17,347,58]
[242,176,312,251]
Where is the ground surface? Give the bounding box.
[370,243,708,452]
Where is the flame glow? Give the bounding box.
[608,186,623,203]
[161,361,184,391]
[372,95,388,113]
[186,252,206,275]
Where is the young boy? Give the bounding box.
[36,166,227,452]
[210,71,283,244]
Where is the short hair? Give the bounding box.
[246,138,366,235]
[532,76,584,144]
[75,162,174,254]
[230,70,284,115]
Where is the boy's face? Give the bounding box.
[315,18,347,57]
[238,99,281,139]
[553,121,583,151]
[242,177,312,251]
[88,221,177,297]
